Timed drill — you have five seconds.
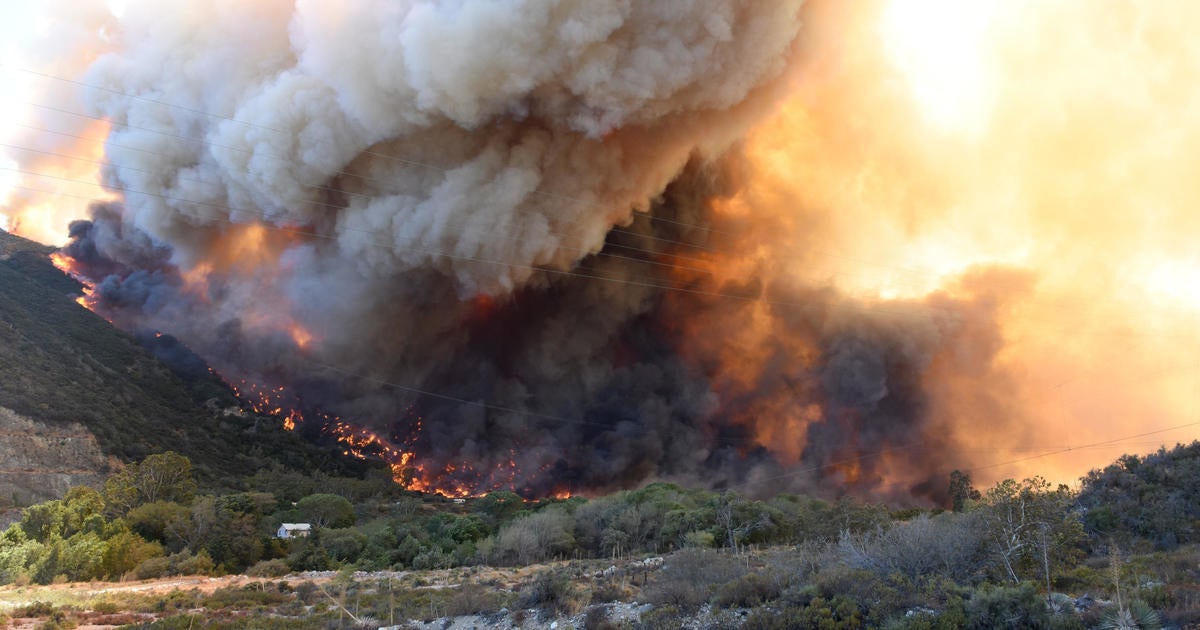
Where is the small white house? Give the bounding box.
[276,523,312,539]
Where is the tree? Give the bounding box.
[18,501,65,542]
[473,491,525,529]
[101,529,164,578]
[1077,441,1200,549]
[712,493,775,554]
[296,493,355,528]
[976,477,1083,585]
[18,486,106,542]
[491,508,575,565]
[104,452,197,515]
[838,512,987,582]
[126,501,191,547]
[949,470,981,512]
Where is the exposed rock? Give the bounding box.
[0,406,113,506]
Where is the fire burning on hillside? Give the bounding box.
[53,234,571,498]
[229,377,564,498]
[8,0,1200,503]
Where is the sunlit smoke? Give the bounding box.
[726,0,1200,486]
[0,0,119,243]
[878,0,1003,136]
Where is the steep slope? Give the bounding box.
[0,229,372,502]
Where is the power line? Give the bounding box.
[732,417,1200,491]
[966,418,1200,474]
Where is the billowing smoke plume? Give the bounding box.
[35,0,1200,502]
[48,0,996,501]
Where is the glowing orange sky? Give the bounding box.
[728,0,1200,487]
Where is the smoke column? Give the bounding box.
[7,0,1200,502]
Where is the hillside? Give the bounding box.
[0,229,375,503]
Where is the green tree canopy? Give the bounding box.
[104,451,197,515]
[296,493,355,528]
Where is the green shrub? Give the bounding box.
[684,531,715,548]
[742,607,787,630]
[1057,564,1104,593]
[519,570,582,615]
[12,601,58,617]
[286,540,332,571]
[200,584,291,609]
[713,573,782,609]
[132,555,171,580]
[170,549,215,575]
[90,601,121,615]
[319,527,367,563]
[886,598,969,630]
[33,607,74,630]
[246,558,290,577]
[964,583,1051,629]
[792,596,864,629]
[643,549,744,612]
[590,579,632,604]
[1141,585,1174,611]
[411,548,452,570]
[145,590,201,614]
[445,583,506,616]
[585,604,619,630]
[637,604,683,630]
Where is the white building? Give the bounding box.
[276,523,312,539]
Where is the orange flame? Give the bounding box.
[219,377,554,498]
[288,324,314,350]
[49,251,101,311]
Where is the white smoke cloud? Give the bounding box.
[84,0,805,297]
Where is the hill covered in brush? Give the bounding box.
[0,229,377,502]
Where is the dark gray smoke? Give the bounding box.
[62,156,1010,503]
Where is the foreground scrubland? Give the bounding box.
[2,442,1200,628]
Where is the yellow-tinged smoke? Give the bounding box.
[0,0,118,244]
[5,119,115,244]
[729,0,1200,485]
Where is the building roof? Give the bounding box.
[279,523,312,530]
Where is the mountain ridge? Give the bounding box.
[0,228,378,503]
